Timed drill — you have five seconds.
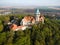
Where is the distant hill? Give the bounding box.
[48,6,60,10]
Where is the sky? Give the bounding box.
[0,0,60,7]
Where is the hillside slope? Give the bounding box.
[0,16,60,45]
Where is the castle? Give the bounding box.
[7,9,45,31]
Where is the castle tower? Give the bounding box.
[35,9,40,22]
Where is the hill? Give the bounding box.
[0,15,60,45]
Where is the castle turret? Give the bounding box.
[35,9,40,22]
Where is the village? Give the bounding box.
[4,9,45,31]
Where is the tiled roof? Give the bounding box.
[10,24,27,31]
[23,16,35,22]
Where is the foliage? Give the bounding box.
[0,15,60,45]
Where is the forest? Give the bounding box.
[0,14,60,45]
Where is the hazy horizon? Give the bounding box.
[0,0,60,7]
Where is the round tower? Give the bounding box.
[35,9,40,22]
